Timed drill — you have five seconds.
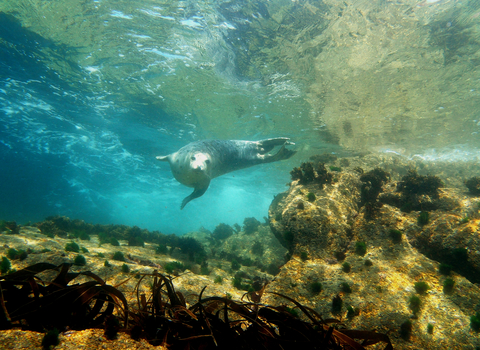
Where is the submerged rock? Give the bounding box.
[268,154,480,349]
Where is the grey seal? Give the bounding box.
[157,137,296,209]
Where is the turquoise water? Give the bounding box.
[1,0,480,233]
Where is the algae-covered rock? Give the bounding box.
[269,170,360,259]
[267,155,480,349]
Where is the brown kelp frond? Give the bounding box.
[1,265,392,349]
[0,263,128,331]
[128,271,392,349]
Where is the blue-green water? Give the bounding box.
[1,0,480,233]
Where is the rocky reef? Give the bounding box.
[268,153,480,349]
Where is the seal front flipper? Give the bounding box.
[181,182,210,210]
[156,155,169,161]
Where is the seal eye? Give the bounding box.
[205,159,210,164]
[191,156,196,161]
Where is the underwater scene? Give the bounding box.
[1,0,480,349]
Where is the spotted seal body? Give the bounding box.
[157,138,296,209]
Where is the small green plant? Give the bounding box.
[74,254,86,266]
[214,276,223,284]
[81,246,89,253]
[409,295,421,314]
[104,260,111,267]
[200,261,210,275]
[355,241,367,256]
[300,251,309,262]
[1,257,11,274]
[97,252,105,258]
[460,216,470,224]
[342,262,351,273]
[231,260,240,271]
[109,237,120,246]
[285,307,299,318]
[400,320,412,340]
[121,263,130,273]
[443,278,455,294]
[308,281,322,295]
[331,294,343,315]
[427,323,434,334]
[306,192,316,202]
[346,305,357,318]
[156,244,168,255]
[251,241,264,256]
[267,263,280,275]
[164,261,184,274]
[414,281,430,294]
[418,211,429,226]
[42,328,60,349]
[389,229,402,243]
[439,263,452,275]
[329,166,342,172]
[340,282,352,293]
[364,259,373,267]
[334,251,346,261]
[65,241,80,253]
[471,312,480,332]
[112,251,125,262]
[7,248,27,261]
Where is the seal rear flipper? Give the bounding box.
[180,183,210,209]
[263,143,297,163]
[258,138,295,154]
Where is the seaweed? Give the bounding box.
[417,211,429,226]
[65,242,80,253]
[342,262,351,273]
[0,262,128,331]
[300,251,309,261]
[128,270,393,349]
[389,229,402,243]
[340,282,352,293]
[414,282,430,294]
[73,254,87,266]
[42,328,59,349]
[1,257,11,275]
[331,294,343,315]
[251,241,264,256]
[176,236,207,263]
[308,281,322,295]
[465,176,480,195]
[471,312,480,332]
[439,263,452,276]
[0,221,20,235]
[243,217,261,234]
[355,241,367,256]
[443,278,455,294]
[397,169,443,197]
[290,162,333,188]
[112,251,125,262]
[409,295,421,314]
[359,168,389,218]
[7,248,28,261]
[400,320,412,340]
[306,192,316,202]
[212,223,234,240]
[164,261,185,275]
[0,263,393,349]
[427,323,434,334]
